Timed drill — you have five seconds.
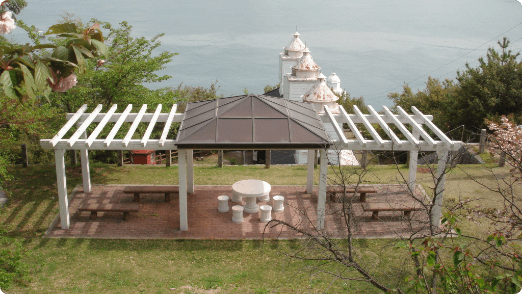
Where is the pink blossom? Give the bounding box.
[48,73,78,92]
[97,60,106,67]
[0,11,15,35]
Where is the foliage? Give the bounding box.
[389,38,522,135]
[487,115,522,180]
[337,91,368,114]
[0,236,28,290]
[263,83,280,94]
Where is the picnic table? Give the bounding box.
[231,179,271,213]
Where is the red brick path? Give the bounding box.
[46,185,430,239]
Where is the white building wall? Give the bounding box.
[289,81,319,101]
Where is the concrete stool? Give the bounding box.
[232,205,244,223]
[259,192,270,202]
[260,205,272,223]
[231,191,242,202]
[272,195,284,212]
[217,195,229,212]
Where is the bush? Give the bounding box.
[0,236,28,289]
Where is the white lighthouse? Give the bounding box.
[282,47,322,101]
[278,31,306,96]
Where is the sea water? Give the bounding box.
[10,0,522,108]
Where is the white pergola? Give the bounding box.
[41,103,462,232]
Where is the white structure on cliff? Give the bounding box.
[276,31,357,166]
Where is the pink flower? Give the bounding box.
[97,60,106,67]
[0,11,15,35]
[48,72,78,92]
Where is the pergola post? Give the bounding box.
[178,149,188,231]
[54,149,69,229]
[80,132,91,193]
[187,149,194,194]
[431,149,448,227]
[307,149,315,193]
[408,130,420,194]
[317,149,328,230]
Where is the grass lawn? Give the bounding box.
[0,153,518,293]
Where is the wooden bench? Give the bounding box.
[123,186,179,202]
[326,186,377,202]
[362,203,423,220]
[79,203,139,221]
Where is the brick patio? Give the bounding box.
[46,184,431,239]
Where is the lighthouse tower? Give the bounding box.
[302,73,341,114]
[278,31,306,96]
[282,47,321,101]
[327,73,344,95]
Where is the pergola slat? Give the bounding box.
[43,139,178,150]
[68,104,103,147]
[104,105,133,147]
[340,107,367,146]
[382,106,419,146]
[396,106,436,147]
[86,104,118,147]
[49,104,88,147]
[159,104,178,147]
[368,105,402,146]
[412,106,453,147]
[324,106,348,144]
[141,104,162,147]
[353,105,385,146]
[122,105,147,147]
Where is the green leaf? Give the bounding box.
[487,235,494,242]
[427,254,436,266]
[477,278,485,288]
[455,227,461,237]
[453,251,464,267]
[74,45,94,58]
[72,45,86,73]
[52,46,69,61]
[0,70,17,99]
[496,236,503,247]
[34,60,52,92]
[45,23,78,35]
[39,57,78,67]
[19,64,37,100]
[91,39,108,57]
[32,44,57,50]
[13,56,35,69]
[511,276,521,287]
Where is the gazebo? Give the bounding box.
[40,94,462,232]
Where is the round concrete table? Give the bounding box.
[231,179,271,213]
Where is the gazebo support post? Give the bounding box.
[80,132,91,193]
[408,130,420,194]
[431,149,448,227]
[178,149,188,231]
[187,149,194,194]
[54,149,70,229]
[317,149,328,230]
[307,149,315,193]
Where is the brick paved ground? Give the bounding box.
[46,184,431,239]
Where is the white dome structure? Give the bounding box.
[279,31,307,94]
[284,31,305,58]
[292,47,321,79]
[302,73,340,114]
[327,73,343,95]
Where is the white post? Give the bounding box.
[80,132,91,193]
[187,149,194,194]
[178,149,188,231]
[432,149,448,227]
[54,149,69,229]
[307,149,315,193]
[408,130,420,194]
[317,149,328,230]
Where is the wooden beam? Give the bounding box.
[317,149,328,230]
[382,106,419,146]
[54,149,69,229]
[86,104,118,147]
[396,106,436,147]
[122,105,147,147]
[339,106,367,147]
[159,104,178,147]
[68,112,185,123]
[141,104,162,147]
[68,104,103,147]
[50,104,88,147]
[178,149,188,231]
[104,105,133,147]
[307,149,315,193]
[324,106,348,144]
[353,105,386,146]
[42,139,179,150]
[367,105,402,146]
[412,106,453,148]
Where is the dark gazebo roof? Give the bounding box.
[175,94,331,149]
